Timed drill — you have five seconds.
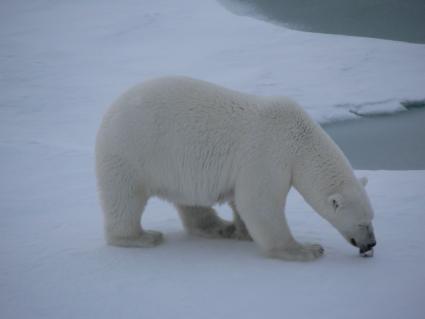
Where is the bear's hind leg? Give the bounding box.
[97,156,163,248]
[229,201,252,240]
[176,205,246,240]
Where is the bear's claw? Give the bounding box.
[268,242,324,261]
[107,230,164,248]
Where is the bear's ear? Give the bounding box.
[328,193,343,211]
[359,176,368,187]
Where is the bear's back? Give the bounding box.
[101,77,262,205]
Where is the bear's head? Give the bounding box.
[322,176,376,253]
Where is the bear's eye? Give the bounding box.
[328,194,342,211]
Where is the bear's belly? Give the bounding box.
[154,185,234,207]
[141,142,239,206]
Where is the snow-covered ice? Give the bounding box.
[1,0,425,318]
[2,150,425,318]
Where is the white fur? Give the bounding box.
[96,76,376,261]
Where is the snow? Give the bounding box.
[1,0,425,318]
[2,155,425,318]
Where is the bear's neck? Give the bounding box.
[291,116,355,214]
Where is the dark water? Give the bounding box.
[323,108,425,170]
[218,0,425,169]
[219,0,425,43]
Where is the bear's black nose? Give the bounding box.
[359,241,376,254]
[367,241,377,250]
[350,238,357,247]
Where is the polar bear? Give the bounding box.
[96,76,376,261]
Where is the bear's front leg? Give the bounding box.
[235,171,323,261]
